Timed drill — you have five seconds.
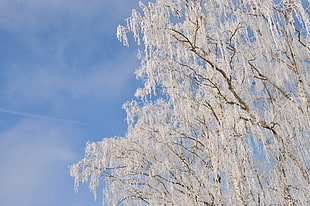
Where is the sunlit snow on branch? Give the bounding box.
[71,0,310,205]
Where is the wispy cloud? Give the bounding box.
[0,108,85,125]
[0,0,140,37]
[0,1,141,206]
[0,119,79,206]
[0,0,140,107]
[3,55,138,107]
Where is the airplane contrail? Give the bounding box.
[0,108,85,125]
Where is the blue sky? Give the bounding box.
[0,0,142,205]
[1,1,307,206]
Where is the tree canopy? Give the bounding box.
[70,0,310,205]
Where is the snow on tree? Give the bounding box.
[70,0,309,205]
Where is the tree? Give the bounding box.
[70,0,310,205]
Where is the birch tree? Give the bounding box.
[70,0,310,205]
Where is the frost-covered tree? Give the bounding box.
[70,0,310,205]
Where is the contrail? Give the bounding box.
[0,108,85,125]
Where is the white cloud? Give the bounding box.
[0,119,78,206]
[3,53,138,106]
[0,0,140,33]
[0,0,140,108]
[0,1,142,205]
